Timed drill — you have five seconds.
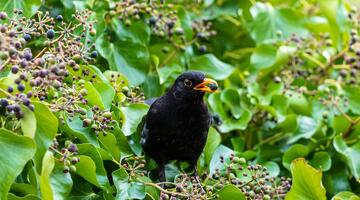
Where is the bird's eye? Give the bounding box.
[184,79,192,87]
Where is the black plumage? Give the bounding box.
[140,71,218,183]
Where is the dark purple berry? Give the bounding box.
[149,16,157,26]
[23,34,31,41]
[13,105,21,112]
[90,51,98,58]
[199,45,207,53]
[56,15,63,22]
[17,84,25,92]
[23,51,32,61]
[46,29,55,39]
[0,12,7,20]
[6,105,13,112]
[1,99,8,107]
[22,98,30,106]
[7,86,13,93]
[68,143,78,153]
[40,69,48,77]
[11,66,19,74]
[16,111,24,118]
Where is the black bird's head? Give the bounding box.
[170,71,218,101]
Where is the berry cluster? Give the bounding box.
[120,154,290,200]
[207,154,291,200]
[0,9,121,137]
[50,139,80,173]
[112,0,216,52]
[108,73,145,105]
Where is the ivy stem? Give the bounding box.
[144,182,189,198]
[0,58,10,71]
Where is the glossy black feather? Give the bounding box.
[140,71,211,181]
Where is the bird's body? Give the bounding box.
[140,71,217,182]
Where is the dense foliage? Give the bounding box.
[0,0,360,199]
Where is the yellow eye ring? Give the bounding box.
[184,79,192,87]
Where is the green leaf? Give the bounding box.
[209,145,233,175]
[309,151,332,172]
[60,112,99,147]
[285,158,326,200]
[111,19,150,46]
[20,106,36,138]
[0,128,36,199]
[87,65,116,110]
[288,116,318,144]
[39,151,55,200]
[156,64,182,84]
[333,136,360,181]
[318,0,351,50]
[33,102,58,174]
[189,54,234,80]
[282,144,309,170]
[0,0,41,18]
[98,133,121,161]
[221,88,242,119]
[77,144,112,192]
[75,155,104,189]
[218,184,246,200]
[121,103,149,136]
[263,161,280,177]
[96,33,149,85]
[247,3,309,43]
[112,168,146,200]
[84,81,106,110]
[8,194,40,200]
[343,86,360,115]
[332,192,360,200]
[204,128,221,165]
[50,163,73,200]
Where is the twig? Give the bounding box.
[302,52,326,69]
[145,182,189,198]
[0,58,10,71]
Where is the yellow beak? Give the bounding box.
[193,78,218,93]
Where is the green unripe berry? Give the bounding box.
[80,88,88,96]
[70,165,76,173]
[238,157,246,164]
[103,111,112,119]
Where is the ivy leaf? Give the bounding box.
[33,102,58,173]
[218,184,246,200]
[204,128,221,165]
[333,136,360,182]
[77,144,112,192]
[332,192,360,200]
[309,151,332,172]
[112,168,146,200]
[189,54,234,80]
[282,144,309,170]
[50,163,73,200]
[121,103,149,136]
[39,151,55,200]
[285,158,326,200]
[247,2,309,43]
[288,116,319,144]
[20,105,36,138]
[220,88,242,119]
[209,145,233,175]
[0,0,41,18]
[96,33,149,85]
[0,128,36,199]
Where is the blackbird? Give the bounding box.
[140,71,218,183]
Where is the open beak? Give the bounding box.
[194,78,218,93]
